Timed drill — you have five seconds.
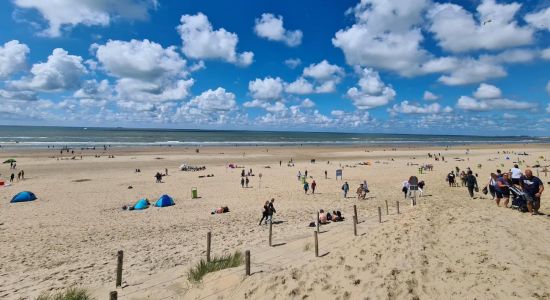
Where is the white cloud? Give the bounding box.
[423,91,439,101]
[457,95,537,111]
[254,13,302,47]
[0,40,29,79]
[177,12,253,66]
[13,0,156,37]
[546,103,550,113]
[284,77,314,94]
[456,95,490,111]
[438,57,506,86]
[389,101,452,114]
[248,77,284,100]
[188,87,236,112]
[94,39,187,80]
[427,0,534,53]
[243,99,287,113]
[503,113,517,119]
[74,79,112,100]
[473,83,502,99]
[301,98,315,108]
[284,58,301,69]
[333,0,431,76]
[9,48,87,91]
[346,67,396,109]
[302,60,344,93]
[542,48,550,60]
[93,39,193,102]
[0,89,37,101]
[525,6,550,31]
[547,81,550,95]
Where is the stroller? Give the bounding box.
[508,185,528,213]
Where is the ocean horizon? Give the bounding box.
[0,125,548,148]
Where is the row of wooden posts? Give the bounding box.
[109,200,402,299]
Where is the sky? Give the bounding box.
[0,0,550,135]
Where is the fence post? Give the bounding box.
[378,207,382,223]
[317,211,320,233]
[110,291,117,300]
[314,231,319,257]
[385,200,389,215]
[396,200,400,214]
[245,250,251,276]
[116,250,123,288]
[353,216,357,236]
[206,232,211,262]
[269,219,273,247]
[353,205,358,222]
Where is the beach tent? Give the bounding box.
[155,194,174,207]
[133,198,150,210]
[11,191,37,203]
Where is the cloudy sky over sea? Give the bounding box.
[0,0,549,134]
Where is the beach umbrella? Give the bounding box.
[3,159,16,163]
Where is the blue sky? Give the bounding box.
[0,0,549,135]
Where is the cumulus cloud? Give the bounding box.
[525,6,550,31]
[423,91,439,101]
[284,77,314,94]
[346,67,396,109]
[243,99,287,113]
[456,94,537,111]
[473,83,502,99]
[284,58,302,69]
[542,48,550,60]
[188,87,236,112]
[437,57,506,86]
[93,39,193,102]
[0,40,29,79]
[456,95,490,111]
[254,13,302,47]
[333,0,432,76]
[9,48,87,91]
[74,79,113,100]
[301,98,315,108]
[248,77,284,100]
[389,101,452,115]
[427,0,534,53]
[13,0,156,37]
[302,60,344,93]
[177,12,253,66]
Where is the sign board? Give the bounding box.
[336,169,343,179]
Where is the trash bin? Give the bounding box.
[191,187,198,199]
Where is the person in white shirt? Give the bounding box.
[510,164,522,185]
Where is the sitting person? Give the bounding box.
[319,209,328,224]
[122,199,150,211]
[211,206,230,214]
[332,210,344,222]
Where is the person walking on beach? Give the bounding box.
[241,177,245,188]
[10,173,15,182]
[303,181,309,194]
[342,181,349,198]
[520,169,544,215]
[510,164,522,185]
[466,171,478,199]
[297,171,301,181]
[311,180,317,194]
[402,180,410,199]
[245,176,250,188]
[20,170,24,180]
[155,172,163,183]
[267,198,276,223]
[259,201,270,225]
[324,170,328,179]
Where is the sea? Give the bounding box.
[0,126,548,149]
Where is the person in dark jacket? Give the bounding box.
[259,201,270,225]
[465,170,478,198]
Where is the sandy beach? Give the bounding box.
[1,145,549,299]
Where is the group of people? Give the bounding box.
[259,198,276,225]
[309,209,344,226]
[356,181,370,199]
[402,179,425,198]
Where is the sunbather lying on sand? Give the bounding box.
[211,206,229,214]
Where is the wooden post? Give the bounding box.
[206,232,211,262]
[245,250,251,276]
[385,200,389,215]
[353,216,357,236]
[378,207,382,223]
[110,291,117,300]
[314,231,319,257]
[269,219,273,247]
[316,211,320,234]
[353,205,358,221]
[396,201,400,214]
[116,250,123,288]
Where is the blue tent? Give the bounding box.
[155,194,174,207]
[11,191,37,203]
[134,198,150,210]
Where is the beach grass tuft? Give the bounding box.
[188,251,243,282]
[36,287,93,300]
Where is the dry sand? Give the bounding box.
[0,145,549,299]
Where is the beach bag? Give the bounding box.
[482,186,488,195]
[402,186,408,193]
[474,186,479,193]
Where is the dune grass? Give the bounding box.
[36,287,93,300]
[188,251,244,283]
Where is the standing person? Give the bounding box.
[17,171,21,181]
[342,181,349,198]
[356,184,364,200]
[498,173,512,208]
[245,176,249,188]
[324,170,327,179]
[466,171,478,199]
[303,181,309,194]
[311,180,317,194]
[297,171,301,181]
[10,173,15,182]
[241,177,245,188]
[305,170,308,177]
[362,180,369,195]
[155,172,162,183]
[447,171,455,187]
[402,180,410,199]
[520,169,544,215]
[418,180,425,197]
[267,198,276,223]
[259,201,270,225]
[489,173,502,206]
[20,170,24,180]
[165,168,168,176]
[279,160,282,167]
[510,164,522,185]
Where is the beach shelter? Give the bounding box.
[133,198,150,210]
[11,191,37,203]
[155,194,174,207]
[3,159,16,164]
